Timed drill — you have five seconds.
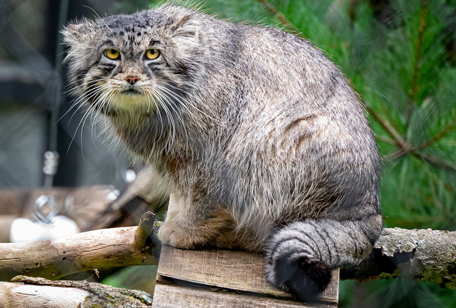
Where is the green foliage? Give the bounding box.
[146,0,456,306]
[340,279,456,308]
[102,265,157,294]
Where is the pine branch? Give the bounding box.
[385,147,412,161]
[380,103,402,132]
[376,135,397,145]
[419,114,456,149]
[254,0,299,34]
[411,151,456,173]
[405,0,428,137]
[366,105,409,150]
[385,147,456,173]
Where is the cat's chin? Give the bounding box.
[110,94,158,113]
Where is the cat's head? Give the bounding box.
[62,6,203,116]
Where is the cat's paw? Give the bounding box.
[158,221,209,249]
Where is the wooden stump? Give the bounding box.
[153,245,339,307]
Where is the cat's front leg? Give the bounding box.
[158,193,233,249]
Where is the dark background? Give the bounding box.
[0,0,136,189]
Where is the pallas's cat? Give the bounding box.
[63,4,382,301]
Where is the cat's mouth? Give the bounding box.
[121,88,142,96]
[120,85,143,96]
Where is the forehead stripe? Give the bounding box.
[100,39,116,48]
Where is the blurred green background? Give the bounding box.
[2,0,456,307]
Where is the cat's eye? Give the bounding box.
[145,49,160,60]
[104,49,120,60]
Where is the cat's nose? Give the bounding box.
[125,76,140,85]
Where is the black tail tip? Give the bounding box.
[274,257,332,302]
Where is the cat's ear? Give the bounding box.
[61,20,93,47]
[61,20,95,65]
[170,15,193,32]
[168,14,200,52]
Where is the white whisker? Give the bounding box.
[67,84,110,154]
[61,84,105,124]
[145,89,165,141]
[164,82,222,124]
[155,85,190,154]
[153,87,178,151]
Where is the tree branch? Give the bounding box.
[3,210,456,291]
[366,105,409,150]
[387,147,456,174]
[254,0,299,34]
[380,103,402,132]
[0,212,160,281]
[0,276,152,307]
[411,151,456,173]
[375,135,397,145]
[342,227,456,289]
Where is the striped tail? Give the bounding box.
[265,216,381,301]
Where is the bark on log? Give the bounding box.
[0,212,160,281]
[0,276,152,307]
[341,227,456,289]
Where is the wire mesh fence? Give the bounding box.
[0,0,131,189]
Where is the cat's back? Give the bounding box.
[229,24,378,164]
[211,23,380,225]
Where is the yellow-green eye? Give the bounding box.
[104,49,120,60]
[145,49,160,60]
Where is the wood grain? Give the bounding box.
[153,279,336,308]
[157,245,339,303]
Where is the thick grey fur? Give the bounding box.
[63,3,382,301]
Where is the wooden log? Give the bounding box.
[342,227,456,289]
[0,212,160,280]
[0,281,88,308]
[0,276,152,307]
